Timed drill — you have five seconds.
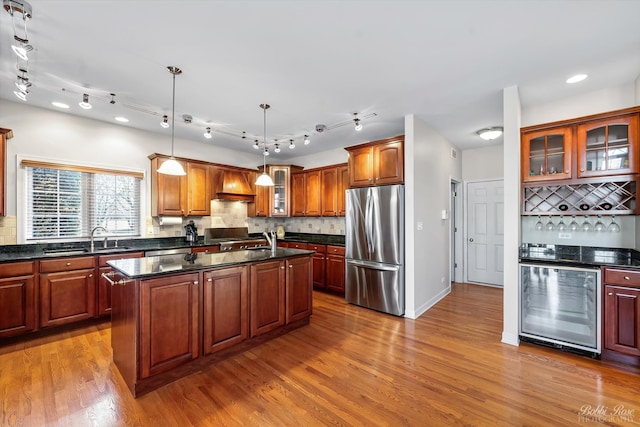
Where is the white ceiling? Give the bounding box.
[1,0,640,159]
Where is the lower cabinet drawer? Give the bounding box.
[40,256,95,273]
[604,268,640,287]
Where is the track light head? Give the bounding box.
[289,139,295,149]
[304,135,310,145]
[204,127,212,139]
[160,115,170,128]
[274,144,281,153]
[79,93,92,109]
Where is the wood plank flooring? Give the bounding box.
[1,283,640,426]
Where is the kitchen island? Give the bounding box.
[107,247,314,396]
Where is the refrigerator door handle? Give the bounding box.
[365,189,374,254]
[347,260,400,272]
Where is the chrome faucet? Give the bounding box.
[90,226,108,252]
[263,231,277,252]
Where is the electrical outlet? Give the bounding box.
[147,227,154,235]
[417,221,424,230]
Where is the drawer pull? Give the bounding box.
[66,262,71,266]
[193,281,199,286]
[289,265,293,268]
[608,292,613,296]
[624,276,630,280]
[280,266,285,269]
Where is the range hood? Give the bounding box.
[214,169,255,202]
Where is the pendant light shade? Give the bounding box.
[255,103,274,187]
[158,66,186,176]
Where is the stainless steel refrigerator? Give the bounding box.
[345,185,404,316]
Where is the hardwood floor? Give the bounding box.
[1,283,639,426]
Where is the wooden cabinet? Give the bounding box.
[191,245,220,254]
[292,169,321,217]
[139,272,199,379]
[521,126,572,182]
[249,171,270,217]
[603,268,640,358]
[325,245,346,293]
[337,164,349,216]
[249,165,302,217]
[39,256,96,328]
[577,114,639,178]
[0,128,10,217]
[203,265,249,355]
[97,252,144,317]
[0,261,35,338]
[250,260,285,337]
[346,135,404,188]
[285,256,313,323]
[321,164,348,217]
[308,243,326,289]
[186,162,211,215]
[149,154,211,217]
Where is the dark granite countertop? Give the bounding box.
[0,232,345,263]
[519,244,640,268]
[108,248,314,279]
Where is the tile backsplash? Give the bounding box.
[147,200,345,238]
[0,215,17,245]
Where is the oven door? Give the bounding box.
[519,263,601,353]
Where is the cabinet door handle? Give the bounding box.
[608,292,613,296]
[193,281,199,285]
[207,278,212,282]
[66,262,71,266]
[565,170,569,174]
[289,265,294,268]
[580,169,585,172]
[280,266,285,269]
[89,273,93,278]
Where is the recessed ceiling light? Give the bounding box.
[51,101,70,109]
[114,116,129,123]
[566,74,588,84]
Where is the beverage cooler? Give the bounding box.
[519,263,601,355]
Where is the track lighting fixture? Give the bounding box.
[255,104,275,187]
[14,89,27,101]
[160,115,169,128]
[263,147,269,156]
[253,140,260,149]
[157,65,186,176]
[5,0,33,61]
[476,127,503,141]
[204,127,212,139]
[79,93,92,109]
[289,139,295,149]
[353,113,363,131]
[304,135,310,145]
[274,144,281,153]
[15,77,30,92]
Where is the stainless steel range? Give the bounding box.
[204,227,267,251]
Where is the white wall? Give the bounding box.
[522,82,636,126]
[287,147,348,169]
[635,74,640,103]
[1,99,264,218]
[405,115,462,319]
[461,144,504,182]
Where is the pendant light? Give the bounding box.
[157,66,186,176]
[255,103,274,186]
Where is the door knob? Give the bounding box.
[469,238,474,242]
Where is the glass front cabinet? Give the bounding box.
[522,127,572,182]
[577,114,639,178]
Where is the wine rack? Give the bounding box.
[523,178,637,215]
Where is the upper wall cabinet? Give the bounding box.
[577,114,639,178]
[321,164,348,217]
[345,135,404,188]
[248,165,302,218]
[521,127,572,182]
[149,154,211,217]
[291,169,321,217]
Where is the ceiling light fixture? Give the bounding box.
[79,93,92,109]
[566,74,588,84]
[204,127,212,139]
[476,127,503,141]
[353,113,363,131]
[5,0,33,61]
[263,147,269,156]
[253,140,260,149]
[157,66,186,176]
[274,143,281,153]
[289,139,295,149]
[304,135,310,145]
[15,70,30,92]
[255,104,274,186]
[13,89,27,101]
[160,115,169,128]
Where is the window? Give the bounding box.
[23,161,142,241]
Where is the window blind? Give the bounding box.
[25,164,141,241]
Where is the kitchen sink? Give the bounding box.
[94,246,131,252]
[42,248,88,256]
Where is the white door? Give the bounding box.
[467,180,504,286]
